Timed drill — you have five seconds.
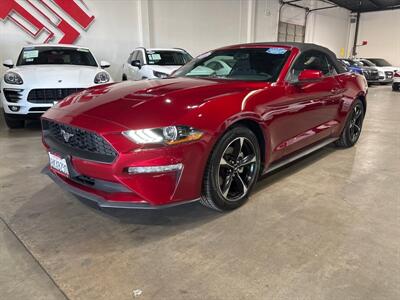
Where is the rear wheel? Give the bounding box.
[335,99,364,148]
[201,126,261,211]
[3,110,25,129]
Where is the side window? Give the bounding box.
[137,50,145,65]
[129,51,138,63]
[289,51,336,81]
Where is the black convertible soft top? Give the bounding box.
[221,42,347,74]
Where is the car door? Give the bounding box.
[269,50,344,158]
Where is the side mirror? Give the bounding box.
[3,59,14,68]
[298,69,323,83]
[130,60,142,69]
[100,60,110,68]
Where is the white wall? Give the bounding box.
[149,0,248,56]
[306,5,350,57]
[355,10,400,66]
[254,0,350,56]
[0,0,354,81]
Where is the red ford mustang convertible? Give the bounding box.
[41,42,367,211]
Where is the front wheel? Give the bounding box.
[335,99,364,148]
[201,126,261,211]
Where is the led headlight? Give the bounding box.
[123,126,203,145]
[4,72,23,85]
[94,71,110,84]
[153,70,168,78]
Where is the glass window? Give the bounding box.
[128,51,137,63]
[289,51,337,81]
[278,21,305,43]
[366,58,391,67]
[360,59,375,67]
[173,48,291,82]
[17,46,97,67]
[137,51,145,65]
[146,50,192,66]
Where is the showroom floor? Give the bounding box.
[0,85,399,300]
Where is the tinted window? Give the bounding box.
[17,46,97,66]
[289,50,337,81]
[146,50,192,66]
[360,59,375,67]
[173,48,291,82]
[366,58,391,67]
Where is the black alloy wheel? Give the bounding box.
[201,126,261,211]
[336,99,364,148]
[218,137,258,201]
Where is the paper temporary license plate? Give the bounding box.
[48,152,69,177]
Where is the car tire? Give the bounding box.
[201,126,261,211]
[335,99,364,148]
[122,74,127,81]
[3,111,25,129]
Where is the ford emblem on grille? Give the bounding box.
[60,129,74,142]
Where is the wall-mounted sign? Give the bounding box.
[0,0,95,44]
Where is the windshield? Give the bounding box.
[146,50,192,66]
[367,58,391,67]
[16,46,97,67]
[360,59,375,67]
[172,48,291,82]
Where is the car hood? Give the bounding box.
[8,65,107,87]
[52,77,263,129]
[149,65,182,75]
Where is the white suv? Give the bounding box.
[122,47,192,81]
[1,44,112,128]
[359,58,398,85]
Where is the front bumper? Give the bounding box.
[42,166,200,209]
[41,112,211,207]
[1,84,87,115]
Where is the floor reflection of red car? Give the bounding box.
[41,42,367,211]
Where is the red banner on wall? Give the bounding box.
[0,0,95,44]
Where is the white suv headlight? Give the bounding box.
[123,126,203,145]
[4,72,23,85]
[94,71,110,84]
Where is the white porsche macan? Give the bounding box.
[1,44,113,128]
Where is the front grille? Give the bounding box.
[42,119,117,163]
[28,88,84,103]
[3,89,23,103]
[364,70,379,80]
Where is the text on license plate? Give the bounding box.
[48,152,69,176]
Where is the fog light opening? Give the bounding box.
[9,105,20,112]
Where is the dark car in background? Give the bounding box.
[358,58,397,85]
[339,58,380,85]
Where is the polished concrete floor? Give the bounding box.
[0,85,399,300]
